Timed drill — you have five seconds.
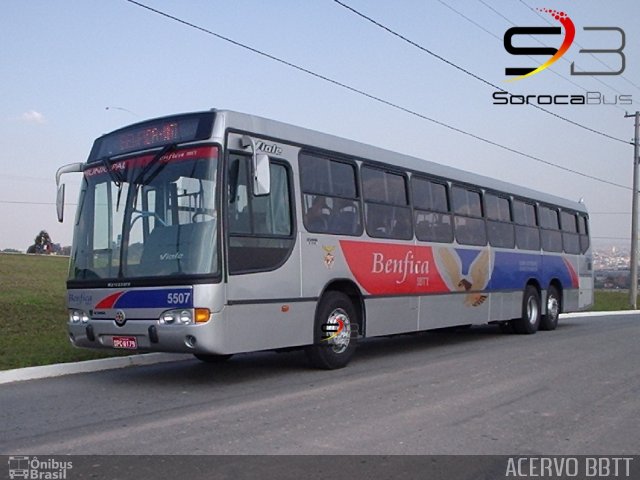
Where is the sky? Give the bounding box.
[2,0,640,252]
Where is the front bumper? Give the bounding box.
[68,318,232,355]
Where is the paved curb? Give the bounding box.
[559,310,639,318]
[1,311,637,385]
[0,353,193,385]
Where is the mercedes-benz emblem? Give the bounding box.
[114,310,127,326]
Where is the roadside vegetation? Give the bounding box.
[0,253,637,370]
[0,253,125,370]
[592,289,637,311]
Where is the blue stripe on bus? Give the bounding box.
[489,251,577,290]
[111,288,193,308]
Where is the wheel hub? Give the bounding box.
[547,296,559,320]
[323,308,351,354]
[527,296,539,325]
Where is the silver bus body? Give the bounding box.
[61,109,593,366]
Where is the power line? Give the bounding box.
[123,0,630,191]
[332,0,631,145]
[1,174,51,183]
[0,200,52,205]
[590,212,632,215]
[0,200,77,206]
[593,236,633,241]
[106,106,139,116]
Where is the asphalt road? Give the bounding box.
[1,314,638,455]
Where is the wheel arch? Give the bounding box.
[525,277,542,296]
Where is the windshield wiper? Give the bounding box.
[100,156,123,188]
[100,156,125,211]
[134,143,176,185]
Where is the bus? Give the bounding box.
[56,109,593,369]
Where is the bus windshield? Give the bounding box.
[69,146,219,282]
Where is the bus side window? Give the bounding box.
[485,193,514,248]
[299,152,362,236]
[452,185,486,246]
[411,177,453,243]
[513,199,540,251]
[539,205,563,253]
[561,210,580,254]
[228,157,251,234]
[227,155,294,274]
[578,215,590,253]
[362,166,412,240]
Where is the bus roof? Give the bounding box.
[137,108,590,214]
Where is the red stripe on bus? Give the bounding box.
[95,291,124,309]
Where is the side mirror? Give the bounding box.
[56,184,66,223]
[241,136,271,196]
[55,162,83,223]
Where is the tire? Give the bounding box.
[193,353,233,363]
[306,291,358,370]
[512,285,541,335]
[540,285,560,331]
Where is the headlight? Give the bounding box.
[179,310,192,324]
[69,309,89,324]
[158,308,210,325]
[159,309,192,325]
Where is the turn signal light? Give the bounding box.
[195,308,211,323]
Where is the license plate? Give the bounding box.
[112,336,137,349]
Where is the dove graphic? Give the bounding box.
[434,247,493,307]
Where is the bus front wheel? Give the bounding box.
[306,291,358,370]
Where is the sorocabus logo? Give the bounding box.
[504,7,625,81]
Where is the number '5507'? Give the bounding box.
[167,292,191,304]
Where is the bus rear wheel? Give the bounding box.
[540,285,560,331]
[306,291,358,370]
[512,285,541,334]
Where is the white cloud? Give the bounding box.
[21,110,46,124]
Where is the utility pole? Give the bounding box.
[626,111,640,309]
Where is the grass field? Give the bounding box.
[592,289,637,311]
[0,253,637,370]
[0,253,125,370]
